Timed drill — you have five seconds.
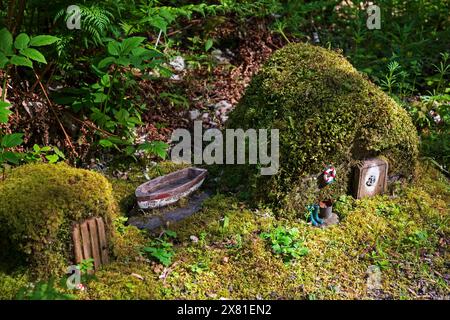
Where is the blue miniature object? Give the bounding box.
[307,204,323,226]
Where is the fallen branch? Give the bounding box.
[64,112,116,138]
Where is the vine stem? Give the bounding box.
[102,65,118,113]
[1,67,9,101]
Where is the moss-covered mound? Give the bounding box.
[224,42,419,215]
[0,163,117,277]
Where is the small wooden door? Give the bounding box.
[72,217,109,270]
[353,158,388,199]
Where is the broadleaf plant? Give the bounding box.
[0,28,59,101]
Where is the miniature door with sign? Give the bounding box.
[353,158,388,199]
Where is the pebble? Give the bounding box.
[131,273,145,281]
[189,110,201,120]
[170,74,182,81]
[211,49,230,65]
[214,100,232,111]
[169,56,185,72]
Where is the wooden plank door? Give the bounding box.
[71,217,109,271]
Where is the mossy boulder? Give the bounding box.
[0,163,117,277]
[224,43,419,216]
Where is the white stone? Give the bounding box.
[189,110,201,120]
[169,56,185,72]
[214,100,232,111]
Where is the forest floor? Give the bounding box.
[80,162,449,300]
[1,162,448,300]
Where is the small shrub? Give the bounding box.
[261,226,308,263]
[16,278,76,300]
[142,230,177,267]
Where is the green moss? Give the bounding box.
[80,262,161,300]
[223,42,419,217]
[78,164,447,300]
[0,271,29,300]
[0,163,117,278]
[1,164,446,300]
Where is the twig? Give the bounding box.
[33,71,78,157]
[160,261,180,285]
[155,29,163,49]
[30,62,53,93]
[65,112,116,138]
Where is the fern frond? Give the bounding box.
[54,4,114,47]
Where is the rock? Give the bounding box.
[202,113,210,121]
[320,213,339,228]
[224,42,419,217]
[189,110,201,120]
[190,235,199,243]
[225,48,235,58]
[220,115,229,123]
[211,49,222,56]
[169,56,185,72]
[170,74,182,81]
[211,49,230,65]
[366,265,382,293]
[214,100,232,111]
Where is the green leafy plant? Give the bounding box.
[189,261,209,274]
[219,215,230,237]
[380,61,401,96]
[74,258,97,286]
[55,4,114,47]
[0,101,23,171]
[77,258,95,275]
[143,230,177,267]
[370,241,390,270]
[403,230,429,249]
[0,133,23,166]
[333,195,354,219]
[0,28,58,100]
[24,144,65,164]
[114,216,129,235]
[56,35,169,160]
[407,90,449,173]
[375,203,401,217]
[16,278,76,300]
[0,100,11,123]
[427,52,449,94]
[261,226,308,263]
